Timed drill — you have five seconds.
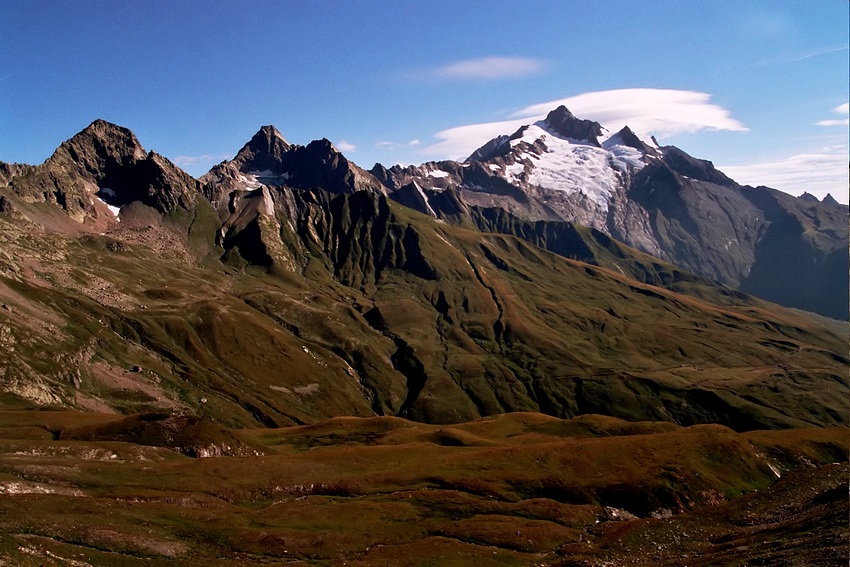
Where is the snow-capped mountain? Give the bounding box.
[372,106,848,319]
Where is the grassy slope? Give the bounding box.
[0,411,844,565]
[0,195,846,429]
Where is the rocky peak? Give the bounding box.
[302,138,338,162]
[798,192,819,203]
[660,146,737,188]
[543,106,603,146]
[289,139,384,194]
[604,126,661,157]
[49,119,148,176]
[8,120,200,221]
[467,134,512,162]
[821,193,840,207]
[232,125,292,173]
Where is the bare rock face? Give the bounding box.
[7,120,200,223]
[232,125,292,173]
[200,125,393,278]
[202,125,385,198]
[542,105,604,145]
[0,195,14,215]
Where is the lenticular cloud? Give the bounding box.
[424,88,747,160]
[513,89,748,137]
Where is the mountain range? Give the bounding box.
[0,113,845,428]
[372,106,848,320]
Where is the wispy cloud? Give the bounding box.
[816,102,850,127]
[336,140,357,152]
[719,145,849,203]
[423,88,747,160]
[757,44,849,66]
[420,56,548,81]
[171,153,230,168]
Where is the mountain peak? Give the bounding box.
[603,126,661,157]
[822,193,840,206]
[612,126,643,148]
[45,119,148,176]
[61,119,148,162]
[233,125,292,173]
[247,125,290,153]
[543,106,603,146]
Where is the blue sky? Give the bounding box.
[1,0,847,202]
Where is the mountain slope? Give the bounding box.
[372,107,848,319]
[0,121,846,430]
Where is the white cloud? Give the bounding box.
[408,139,421,146]
[816,119,850,127]
[429,57,548,80]
[423,88,747,160]
[424,117,531,160]
[336,140,357,152]
[718,145,849,203]
[816,102,850,126]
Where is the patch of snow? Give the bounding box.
[504,161,526,179]
[238,174,262,189]
[428,169,449,179]
[95,195,121,222]
[488,164,502,171]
